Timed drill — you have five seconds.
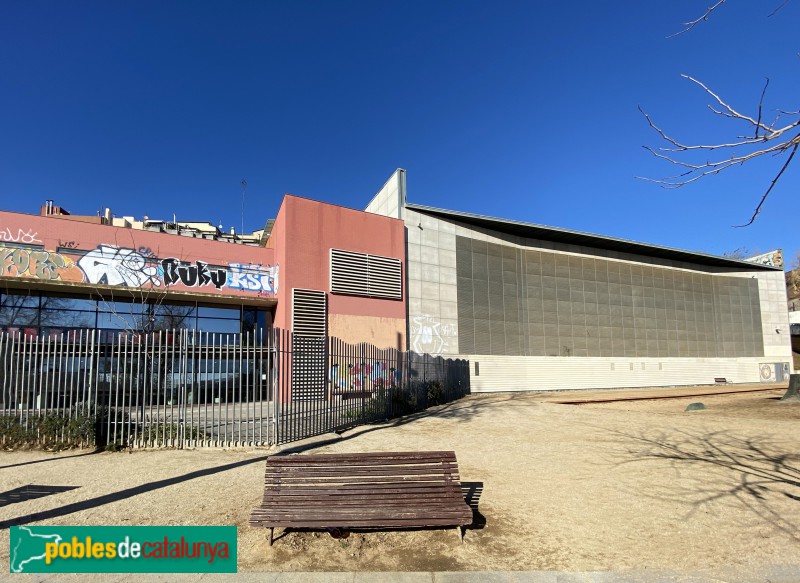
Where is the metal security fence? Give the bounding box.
[0,328,469,449]
[0,329,277,449]
[275,332,470,445]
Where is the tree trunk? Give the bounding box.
[780,374,800,402]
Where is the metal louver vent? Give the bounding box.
[330,249,402,300]
[292,289,327,337]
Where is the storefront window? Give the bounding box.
[0,291,271,337]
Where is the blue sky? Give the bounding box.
[1,1,798,262]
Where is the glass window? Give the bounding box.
[97,299,144,314]
[98,311,147,331]
[40,309,96,329]
[152,302,197,317]
[242,309,266,334]
[0,306,39,327]
[148,304,196,331]
[197,318,240,334]
[41,295,96,311]
[1,291,39,308]
[198,305,240,319]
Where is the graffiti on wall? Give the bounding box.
[328,360,400,390]
[746,249,783,269]
[0,243,279,296]
[0,227,41,244]
[1,246,83,282]
[162,258,227,289]
[78,245,161,287]
[410,314,456,355]
[227,263,278,294]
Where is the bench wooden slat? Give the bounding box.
[250,450,474,544]
[263,475,460,485]
[259,497,465,507]
[262,481,463,491]
[266,458,458,468]
[266,468,459,480]
[269,451,456,461]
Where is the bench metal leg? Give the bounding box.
[269,527,274,547]
[456,526,463,543]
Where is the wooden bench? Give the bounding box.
[714,377,728,384]
[249,451,474,545]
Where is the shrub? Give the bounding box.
[426,381,444,406]
[0,411,96,451]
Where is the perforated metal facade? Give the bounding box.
[456,236,764,358]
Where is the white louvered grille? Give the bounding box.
[330,249,402,300]
[292,289,327,337]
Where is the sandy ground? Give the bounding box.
[1,383,799,573]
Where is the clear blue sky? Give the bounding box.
[1,1,798,261]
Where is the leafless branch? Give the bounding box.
[639,75,800,226]
[733,142,798,227]
[667,0,727,38]
[755,78,769,138]
[669,1,791,37]
[768,0,792,17]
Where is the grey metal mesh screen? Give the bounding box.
[456,236,764,358]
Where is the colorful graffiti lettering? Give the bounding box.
[162,258,226,289]
[328,361,399,390]
[1,242,278,296]
[0,246,83,282]
[227,263,278,293]
[78,245,161,287]
[0,227,41,244]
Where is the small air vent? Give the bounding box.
[292,289,327,337]
[330,249,402,300]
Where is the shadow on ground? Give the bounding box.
[0,485,80,508]
[0,455,269,529]
[608,427,800,542]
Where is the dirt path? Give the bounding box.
[1,386,799,572]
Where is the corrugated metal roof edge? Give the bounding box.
[405,203,782,272]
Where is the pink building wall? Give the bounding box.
[274,196,407,349]
[1,196,408,348]
[0,211,277,303]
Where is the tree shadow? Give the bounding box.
[0,455,269,529]
[0,485,79,508]
[276,394,526,457]
[607,427,800,542]
[0,449,102,471]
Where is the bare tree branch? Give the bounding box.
[755,78,769,138]
[734,142,798,227]
[638,75,800,226]
[667,0,728,38]
[768,0,792,17]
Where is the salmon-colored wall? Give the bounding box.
[3,196,408,345]
[268,201,290,328]
[272,195,407,342]
[328,314,406,350]
[0,210,277,301]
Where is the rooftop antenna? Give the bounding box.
[240,178,247,235]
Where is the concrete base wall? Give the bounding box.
[467,355,792,393]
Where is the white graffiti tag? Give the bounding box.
[227,263,279,293]
[77,245,161,287]
[410,314,456,355]
[0,227,41,244]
